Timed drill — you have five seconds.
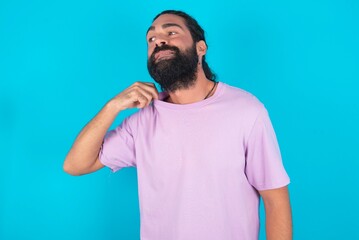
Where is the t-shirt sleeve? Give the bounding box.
[245,106,290,191]
[99,116,137,172]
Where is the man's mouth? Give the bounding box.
[154,50,175,62]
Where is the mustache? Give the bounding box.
[151,45,180,59]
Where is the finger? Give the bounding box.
[135,94,149,109]
[128,88,152,107]
[131,85,154,101]
[135,82,160,100]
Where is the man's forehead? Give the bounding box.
[146,14,187,35]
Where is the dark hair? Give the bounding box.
[153,10,216,81]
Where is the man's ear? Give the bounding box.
[196,40,207,58]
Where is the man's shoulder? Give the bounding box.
[220,82,265,110]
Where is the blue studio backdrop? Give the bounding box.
[0,0,358,239]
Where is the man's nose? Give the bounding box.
[154,35,168,46]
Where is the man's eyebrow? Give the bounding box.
[146,23,184,35]
[162,23,184,30]
[146,26,155,35]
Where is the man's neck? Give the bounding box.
[165,71,217,104]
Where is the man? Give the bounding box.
[64,10,292,240]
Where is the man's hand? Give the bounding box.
[111,81,159,111]
[63,81,159,176]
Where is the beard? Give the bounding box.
[147,43,199,92]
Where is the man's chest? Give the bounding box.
[135,111,248,178]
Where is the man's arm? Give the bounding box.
[259,186,292,240]
[63,82,159,176]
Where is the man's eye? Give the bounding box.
[148,37,155,42]
[168,31,177,36]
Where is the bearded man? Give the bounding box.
[64,10,292,240]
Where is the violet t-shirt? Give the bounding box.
[99,81,290,240]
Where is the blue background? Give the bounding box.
[1,0,358,239]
